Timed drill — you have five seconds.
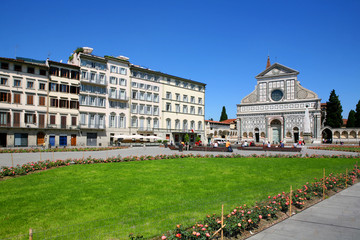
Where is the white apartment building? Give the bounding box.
[0,47,205,148]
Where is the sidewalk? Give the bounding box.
[247,182,360,240]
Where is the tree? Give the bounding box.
[324,89,343,128]
[355,100,360,127]
[346,110,356,128]
[220,106,228,122]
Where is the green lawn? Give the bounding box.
[0,157,358,239]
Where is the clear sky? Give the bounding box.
[1,0,359,120]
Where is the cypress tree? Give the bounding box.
[220,106,228,122]
[355,100,360,127]
[346,110,356,128]
[324,89,343,128]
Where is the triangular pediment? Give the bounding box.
[256,63,299,79]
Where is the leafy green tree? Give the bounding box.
[184,133,190,143]
[355,100,360,127]
[324,90,343,128]
[220,106,228,122]
[346,110,356,128]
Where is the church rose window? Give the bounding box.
[271,89,283,101]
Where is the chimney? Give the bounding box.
[266,56,271,69]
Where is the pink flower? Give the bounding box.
[176,233,181,238]
[237,223,242,227]
[206,233,210,237]
[259,215,263,219]
[201,228,206,231]
[196,232,200,236]
[161,235,167,239]
[248,219,252,223]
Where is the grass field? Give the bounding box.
[0,157,358,239]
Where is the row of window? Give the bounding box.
[80,60,106,71]
[165,92,203,104]
[109,76,127,86]
[50,67,79,80]
[79,95,106,107]
[108,114,126,128]
[131,104,159,116]
[109,88,127,100]
[165,102,203,115]
[1,77,47,90]
[109,101,127,109]
[81,71,107,85]
[50,98,79,109]
[132,91,159,102]
[1,62,47,76]
[131,81,159,91]
[110,65,127,75]
[0,92,46,106]
[131,117,159,129]
[80,84,107,95]
[131,71,160,82]
[165,119,203,131]
[80,113,106,128]
[49,83,80,94]
[0,112,77,128]
[166,78,204,91]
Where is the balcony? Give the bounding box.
[108,93,129,102]
[79,123,106,129]
[81,76,107,86]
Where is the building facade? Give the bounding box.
[0,47,206,147]
[237,60,322,144]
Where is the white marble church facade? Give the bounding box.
[237,60,322,144]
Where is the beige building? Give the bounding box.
[0,57,81,147]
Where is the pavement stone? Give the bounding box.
[248,182,360,240]
[1,146,359,168]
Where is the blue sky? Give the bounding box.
[1,0,359,120]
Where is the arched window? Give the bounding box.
[153,118,159,129]
[243,132,247,138]
[198,121,203,130]
[166,118,171,130]
[146,117,152,130]
[183,120,188,131]
[119,114,126,128]
[334,131,340,139]
[175,119,180,130]
[190,121,195,130]
[131,117,138,127]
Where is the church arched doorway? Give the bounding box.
[322,128,332,143]
[254,128,260,142]
[270,119,281,144]
[293,127,299,143]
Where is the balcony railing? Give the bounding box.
[79,123,106,129]
[108,94,129,101]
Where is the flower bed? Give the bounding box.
[309,145,360,153]
[157,165,360,240]
[0,146,128,154]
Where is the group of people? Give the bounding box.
[211,140,233,152]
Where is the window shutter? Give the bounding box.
[33,114,36,124]
[25,115,28,123]
[7,93,11,103]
